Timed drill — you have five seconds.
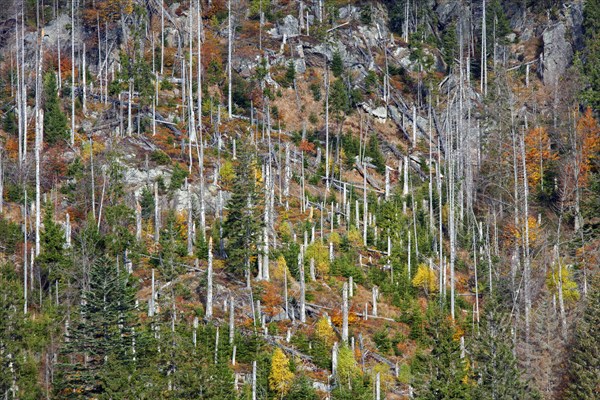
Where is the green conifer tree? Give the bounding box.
[582,0,600,108]
[36,203,70,286]
[223,139,262,277]
[331,51,344,78]
[2,109,17,134]
[413,314,471,400]
[0,264,44,398]
[470,297,539,400]
[565,277,600,399]
[55,256,136,398]
[43,72,69,145]
[285,60,296,88]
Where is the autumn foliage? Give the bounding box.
[269,348,294,396]
[576,107,600,186]
[524,127,558,188]
[82,0,133,27]
[314,315,336,345]
[299,140,316,154]
[503,215,541,247]
[412,263,437,293]
[261,282,282,316]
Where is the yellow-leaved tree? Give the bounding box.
[314,315,335,345]
[546,265,580,303]
[524,126,558,189]
[337,344,361,385]
[271,255,290,283]
[269,348,294,397]
[305,241,330,276]
[576,107,600,186]
[412,263,437,294]
[371,364,396,394]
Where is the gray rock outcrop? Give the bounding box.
[270,15,300,39]
[541,22,573,86]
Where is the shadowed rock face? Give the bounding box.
[0,0,16,50]
[0,0,16,21]
[542,22,573,86]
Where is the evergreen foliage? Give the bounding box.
[36,203,70,285]
[286,375,319,400]
[55,256,136,398]
[470,297,539,399]
[43,72,69,145]
[285,60,296,88]
[223,139,262,277]
[3,109,17,134]
[582,0,600,108]
[413,314,471,399]
[331,51,344,78]
[0,264,44,398]
[565,277,600,399]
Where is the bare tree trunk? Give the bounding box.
[449,127,457,320]
[135,196,142,241]
[385,165,390,200]
[97,169,107,229]
[284,266,289,319]
[154,182,160,243]
[187,181,194,255]
[331,341,338,376]
[251,360,257,400]
[481,0,487,96]
[149,268,155,317]
[206,238,214,320]
[363,163,368,245]
[299,253,306,323]
[342,282,349,342]
[82,43,87,115]
[229,296,235,344]
[161,4,164,75]
[325,64,330,189]
[15,21,23,166]
[552,245,567,339]
[403,156,409,214]
[372,286,378,316]
[472,229,480,326]
[214,327,219,364]
[90,138,96,223]
[227,0,233,119]
[127,80,133,136]
[193,316,198,347]
[34,32,44,257]
[284,142,290,198]
[520,130,531,344]
[407,231,411,282]
[23,196,27,314]
[71,0,75,146]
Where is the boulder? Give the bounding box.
[435,1,461,27]
[338,5,360,20]
[270,15,300,39]
[371,106,388,121]
[294,58,307,74]
[564,1,584,50]
[541,22,573,86]
[233,55,260,78]
[362,103,387,122]
[40,14,72,48]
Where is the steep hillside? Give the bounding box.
[0,0,598,399]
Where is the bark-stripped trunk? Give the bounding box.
[206,238,214,319]
[342,282,349,343]
[299,252,306,323]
